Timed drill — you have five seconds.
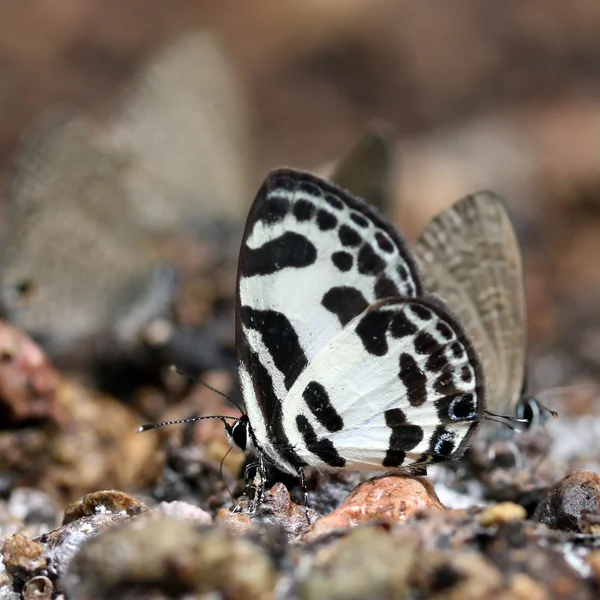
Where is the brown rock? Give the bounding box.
[1,534,46,586]
[0,321,62,426]
[304,475,444,541]
[62,490,148,525]
[532,470,600,532]
[411,550,504,600]
[62,517,277,600]
[296,526,416,600]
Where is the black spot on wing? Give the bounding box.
[355,309,394,356]
[461,366,472,382]
[240,307,307,390]
[375,231,394,253]
[374,277,400,299]
[255,195,289,224]
[317,210,337,231]
[243,232,316,277]
[410,304,432,321]
[429,425,457,457]
[390,312,417,338]
[339,225,362,247]
[383,407,424,467]
[269,173,295,192]
[414,331,441,355]
[350,211,369,228]
[434,367,460,396]
[331,251,353,272]
[296,415,345,467]
[398,264,409,281]
[425,348,450,373]
[357,243,385,275]
[436,393,478,423]
[398,353,427,407]
[298,181,322,198]
[293,199,314,221]
[321,287,368,326]
[436,322,454,340]
[450,342,464,358]
[324,192,344,210]
[303,381,343,432]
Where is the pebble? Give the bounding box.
[62,517,276,600]
[303,475,444,541]
[532,470,600,532]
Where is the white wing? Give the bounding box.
[282,295,485,471]
[236,169,422,471]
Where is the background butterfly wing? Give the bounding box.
[106,31,251,233]
[330,120,395,216]
[414,192,526,415]
[0,109,172,351]
[236,169,422,455]
[282,295,485,470]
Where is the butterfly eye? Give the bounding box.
[230,420,248,452]
[12,279,36,300]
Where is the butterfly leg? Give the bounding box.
[250,453,267,513]
[298,467,310,526]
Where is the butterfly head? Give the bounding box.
[224,414,255,454]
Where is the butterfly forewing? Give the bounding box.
[236,169,423,470]
[281,295,485,471]
[414,192,526,416]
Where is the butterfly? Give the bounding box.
[106,30,251,235]
[141,168,489,507]
[0,109,174,356]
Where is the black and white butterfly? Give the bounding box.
[142,169,487,506]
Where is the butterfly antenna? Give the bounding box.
[171,365,245,414]
[484,410,529,431]
[137,414,240,433]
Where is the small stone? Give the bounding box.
[62,517,276,600]
[22,575,53,600]
[507,573,549,600]
[478,502,527,527]
[532,470,600,532]
[157,500,212,524]
[588,550,600,583]
[62,490,148,525]
[0,321,62,426]
[296,526,416,600]
[215,509,254,535]
[304,475,444,541]
[412,550,503,599]
[1,535,46,586]
[579,510,600,535]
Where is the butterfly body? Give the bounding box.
[234,170,485,478]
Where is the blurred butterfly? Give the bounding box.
[106,30,251,235]
[0,109,174,357]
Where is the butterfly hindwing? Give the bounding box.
[281,295,485,471]
[236,169,423,470]
[415,192,526,416]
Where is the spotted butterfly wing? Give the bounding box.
[414,192,526,417]
[236,169,485,475]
